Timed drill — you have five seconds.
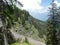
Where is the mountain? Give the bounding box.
[28,9,49,21]
[11,9,47,41]
[0,4,47,45]
[29,15,47,38]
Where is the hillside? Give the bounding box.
[29,15,47,38]
[11,10,46,41]
[0,1,46,44]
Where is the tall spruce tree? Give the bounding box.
[46,0,58,45]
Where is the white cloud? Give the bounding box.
[18,0,46,13]
[18,0,42,10]
[17,0,60,21]
[54,1,60,6]
[17,0,48,21]
[18,0,60,13]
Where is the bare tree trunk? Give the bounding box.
[0,0,9,45]
[1,15,9,45]
[4,34,9,45]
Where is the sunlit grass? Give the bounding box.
[11,42,34,45]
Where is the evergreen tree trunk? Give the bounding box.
[0,0,9,45]
[1,15,9,45]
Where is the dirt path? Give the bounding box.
[28,38,45,45]
[10,29,46,45]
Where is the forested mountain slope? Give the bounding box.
[0,0,46,45]
[12,9,47,41]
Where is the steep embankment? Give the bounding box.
[11,10,46,41]
[10,29,46,45]
[29,15,47,38]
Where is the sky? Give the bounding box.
[18,0,60,21]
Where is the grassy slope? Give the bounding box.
[11,42,34,45]
[12,14,46,41]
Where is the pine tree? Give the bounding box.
[46,0,58,45]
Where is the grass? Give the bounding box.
[11,42,34,45]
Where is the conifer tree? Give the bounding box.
[46,0,58,45]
